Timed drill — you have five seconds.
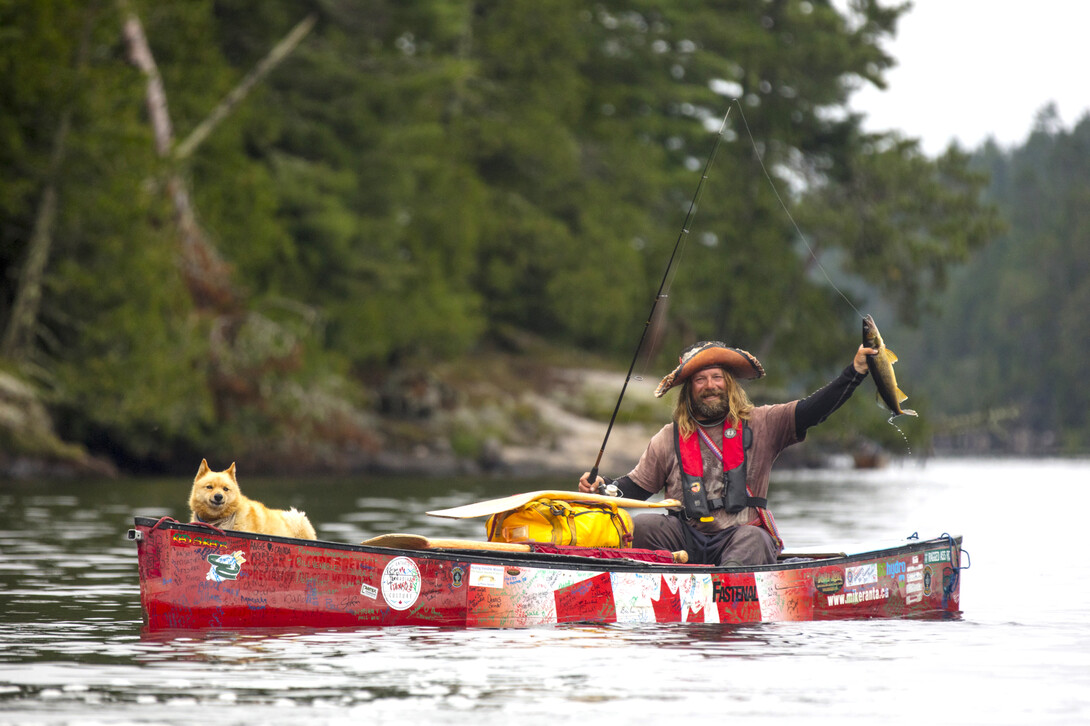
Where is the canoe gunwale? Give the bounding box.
[130,516,961,574]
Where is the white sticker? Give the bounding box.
[360,583,379,600]
[469,564,505,589]
[845,563,878,588]
[381,556,422,611]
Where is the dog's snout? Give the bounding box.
[212,493,224,504]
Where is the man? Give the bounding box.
[578,340,877,566]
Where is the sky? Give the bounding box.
[846,0,1090,156]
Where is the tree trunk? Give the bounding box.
[0,2,95,361]
[175,14,316,160]
[118,3,316,313]
[118,0,238,312]
[0,150,63,360]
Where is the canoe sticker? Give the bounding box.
[924,549,951,564]
[381,556,422,611]
[845,563,878,588]
[174,531,230,550]
[879,560,907,583]
[610,572,662,624]
[205,551,247,582]
[825,587,890,607]
[469,564,504,589]
[814,566,844,595]
[466,568,598,627]
[906,562,926,604]
[661,574,715,623]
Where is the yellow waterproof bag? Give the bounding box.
[485,497,634,548]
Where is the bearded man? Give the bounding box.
[578,340,876,566]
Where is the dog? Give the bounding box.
[188,459,317,539]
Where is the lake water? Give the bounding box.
[2,457,1089,725]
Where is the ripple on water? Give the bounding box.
[1,465,1090,725]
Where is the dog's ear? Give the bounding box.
[227,462,237,481]
[197,458,210,477]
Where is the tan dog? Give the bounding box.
[188,459,317,539]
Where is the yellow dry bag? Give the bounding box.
[485,497,634,548]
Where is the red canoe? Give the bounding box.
[128,516,966,630]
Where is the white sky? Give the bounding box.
[846,0,1090,156]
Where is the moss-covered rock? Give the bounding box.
[0,371,116,478]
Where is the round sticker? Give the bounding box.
[381,556,422,611]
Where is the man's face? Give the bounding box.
[690,367,729,418]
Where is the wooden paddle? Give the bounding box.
[426,490,682,520]
[360,533,689,563]
[361,533,532,552]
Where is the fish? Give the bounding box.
[862,314,918,418]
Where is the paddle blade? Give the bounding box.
[427,490,681,519]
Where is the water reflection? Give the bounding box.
[2,461,1090,724]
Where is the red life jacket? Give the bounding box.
[673,421,783,552]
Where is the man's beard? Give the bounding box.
[692,390,729,420]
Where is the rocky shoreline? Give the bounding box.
[0,366,657,481]
[350,367,659,480]
[0,363,902,481]
[0,372,118,479]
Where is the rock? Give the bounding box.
[0,371,117,479]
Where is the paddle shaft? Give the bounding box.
[588,109,732,485]
[363,534,689,563]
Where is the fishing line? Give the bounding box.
[729,99,866,321]
[586,109,733,487]
[731,100,915,440]
[728,97,915,436]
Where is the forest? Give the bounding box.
[1,0,1082,477]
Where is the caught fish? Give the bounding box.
[862,314,918,418]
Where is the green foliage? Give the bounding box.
[799,136,1003,326]
[0,0,1007,467]
[900,110,1090,451]
[0,0,215,463]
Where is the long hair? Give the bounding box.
[672,367,755,437]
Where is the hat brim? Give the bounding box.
[654,345,764,398]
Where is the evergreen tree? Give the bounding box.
[904,109,1090,451]
[0,0,1008,468]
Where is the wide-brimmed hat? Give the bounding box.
[653,340,764,398]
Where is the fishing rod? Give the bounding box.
[587,108,732,490]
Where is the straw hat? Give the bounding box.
[653,340,764,398]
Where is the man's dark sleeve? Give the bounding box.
[795,365,868,439]
[602,475,653,501]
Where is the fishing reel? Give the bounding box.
[595,481,621,497]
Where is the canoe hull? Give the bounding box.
[129,517,964,630]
